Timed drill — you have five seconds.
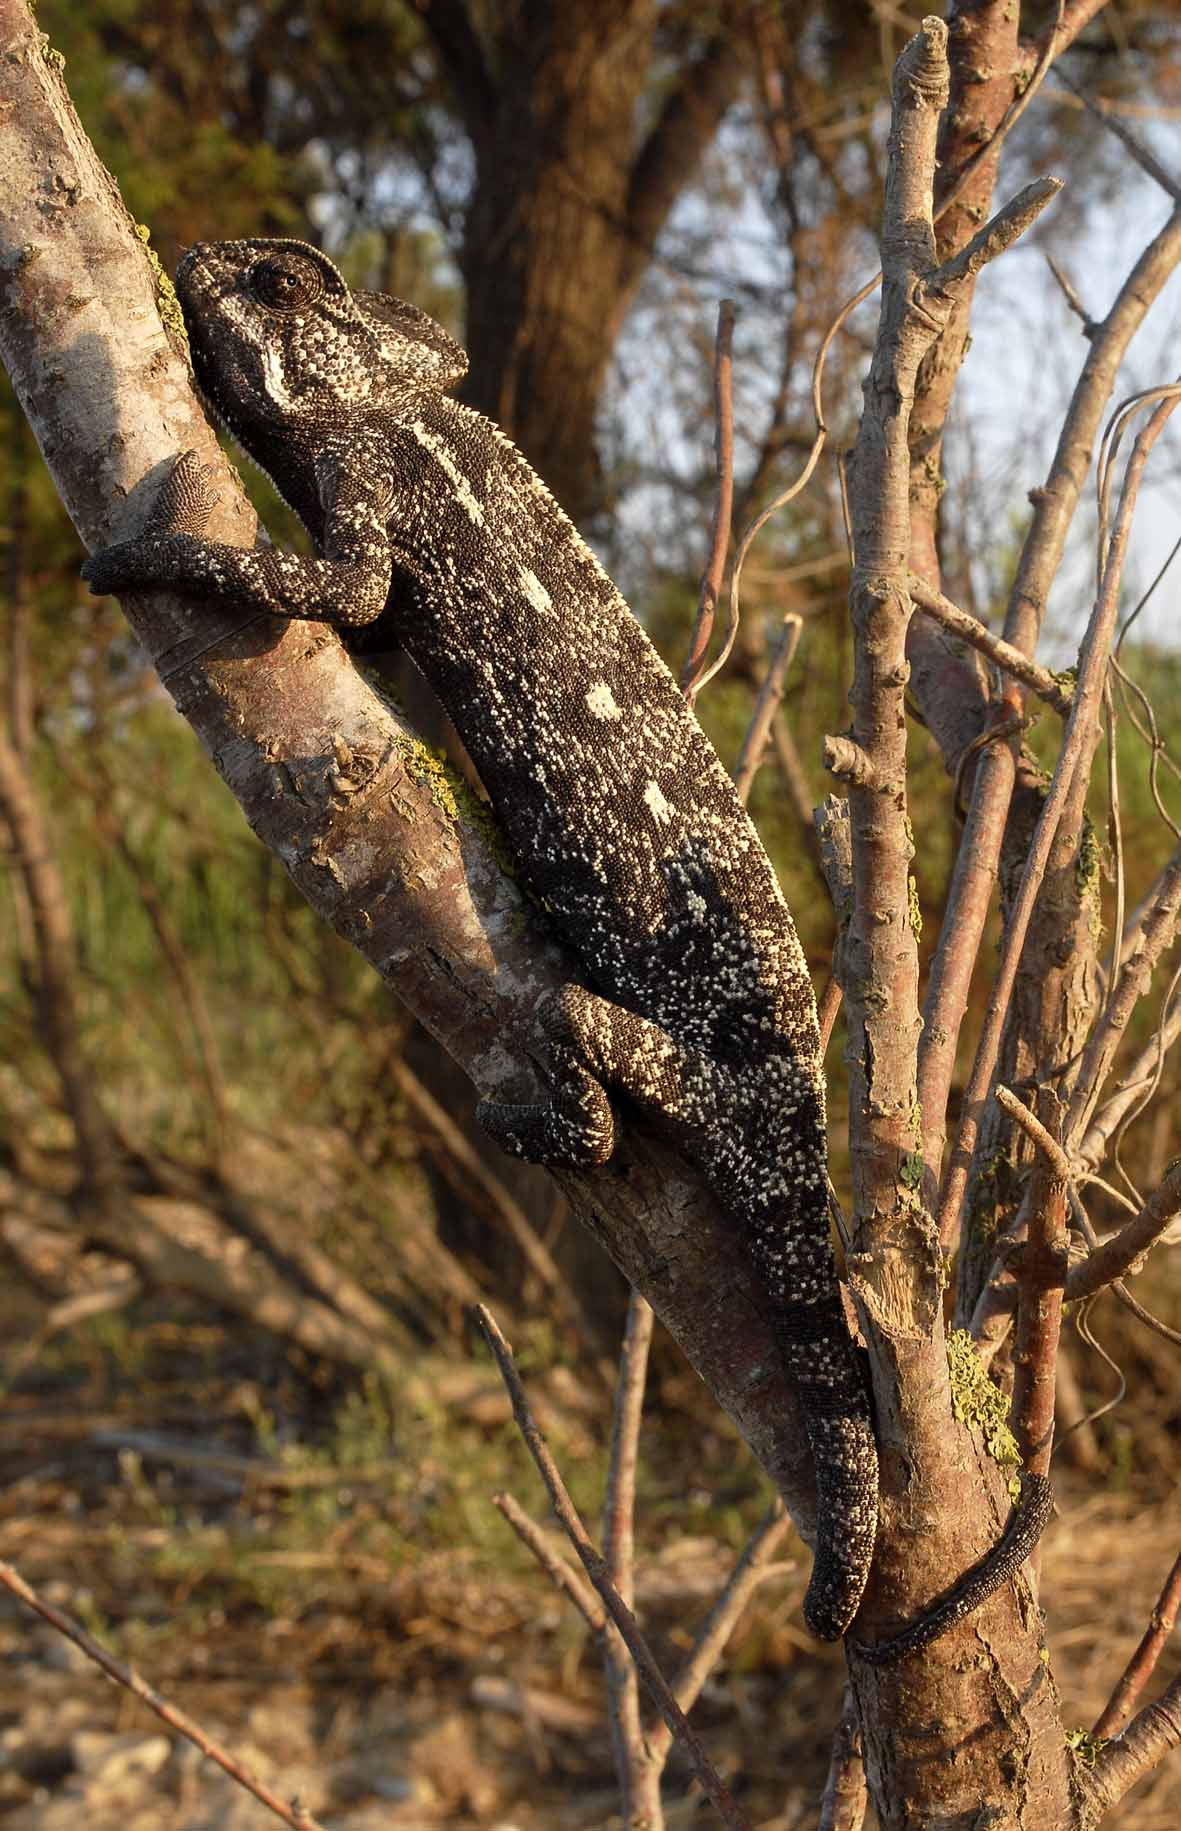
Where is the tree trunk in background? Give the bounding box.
[424,0,749,525]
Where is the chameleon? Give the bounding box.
[81,236,1047,1650]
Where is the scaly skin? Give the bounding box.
[83,236,883,1637]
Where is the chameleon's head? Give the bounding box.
[175,238,469,437]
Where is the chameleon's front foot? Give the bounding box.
[82,451,218,596]
[82,530,204,596]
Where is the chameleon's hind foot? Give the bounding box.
[550,984,733,1131]
[477,1041,615,1168]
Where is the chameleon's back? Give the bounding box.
[379,395,817,1070]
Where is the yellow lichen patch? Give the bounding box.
[398,735,460,820]
[908,874,922,939]
[946,1328,1021,1490]
[395,736,516,878]
[135,223,189,352]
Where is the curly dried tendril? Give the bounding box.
[249,255,322,313]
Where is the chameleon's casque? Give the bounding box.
[85,237,880,1638]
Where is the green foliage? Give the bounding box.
[97,1352,602,1624]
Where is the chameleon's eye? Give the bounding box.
[249,255,322,314]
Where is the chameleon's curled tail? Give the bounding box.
[851,1471,1053,1665]
[773,1293,879,1640]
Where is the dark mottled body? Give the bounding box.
[84,238,883,1636]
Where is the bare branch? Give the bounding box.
[818,1686,868,1831]
[473,1306,750,1831]
[919,209,1181,1195]
[937,390,1181,1243]
[648,1502,791,1765]
[1083,1675,1181,1821]
[1079,994,1181,1169]
[928,177,1063,297]
[994,1086,1072,1182]
[1051,64,1181,205]
[0,1560,329,1831]
[604,1292,654,1597]
[842,15,948,1234]
[1065,1160,1181,1304]
[907,578,1073,715]
[601,1292,661,1828]
[683,300,736,705]
[1093,1550,1181,1740]
[817,974,843,1056]
[999,1089,1068,1486]
[823,735,882,793]
[1064,848,1181,1150]
[732,614,801,805]
[492,1490,606,1633]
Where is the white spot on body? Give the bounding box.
[411,419,485,526]
[519,568,552,615]
[260,344,296,411]
[644,780,672,823]
[586,682,621,721]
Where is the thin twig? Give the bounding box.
[473,1306,749,1831]
[601,1291,660,1827]
[732,613,802,805]
[1045,252,1091,328]
[0,1560,328,1831]
[1083,1669,1181,1819]
[1079,988,1181,1170]
[999,1089,1068,1498]
[1070,1190,1181,1351]
[936,390,1181,1243]
[907,577,1073,715]
[994,1086,1072,1181]
[1065,1160,1181,1304]
[647,1502,792,1765]
[1051,64,1181,205]
[817,1685,868,1831]
[604,1291,654,1595]
[817,974,843,1055]
[1103,678,1127,1039]
[492,1491,606,1632]
[682,300,736,705]
[1064,847,1181,1151]
[1093,1550,1181,1740]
